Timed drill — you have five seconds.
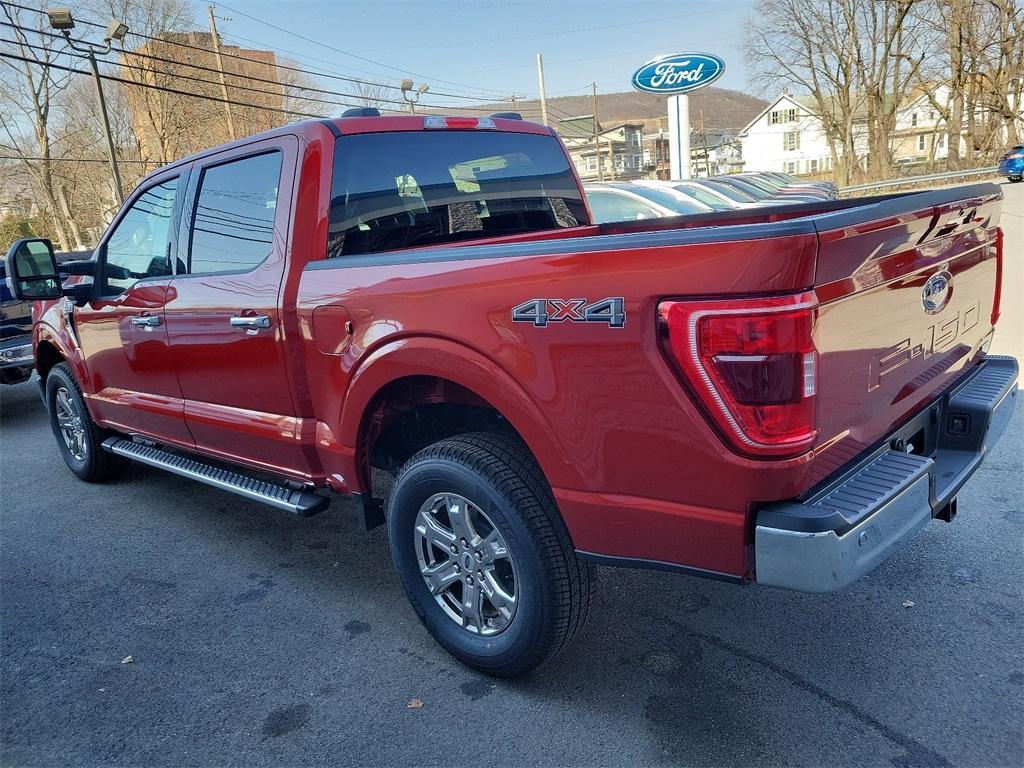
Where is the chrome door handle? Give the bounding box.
[131,315,161,327]
[229,315,271,330]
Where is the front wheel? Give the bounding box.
[1009,175,1022,183]
[46,363,127,482]
[388,433,592,677]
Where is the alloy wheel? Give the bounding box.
[54,386,87,461]
[413,492,517,635]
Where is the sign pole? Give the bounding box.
[668,94,691,180]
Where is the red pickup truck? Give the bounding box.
[6,112,1017,676]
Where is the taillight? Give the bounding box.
[992,228,1003,326]
[658,292,819,458]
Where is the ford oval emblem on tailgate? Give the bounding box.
[922,270,952,314]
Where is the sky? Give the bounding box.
[206,0,759,108]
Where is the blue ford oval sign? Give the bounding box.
[631,53,725,95]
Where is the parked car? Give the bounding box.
[740,172,835,199]
[997,146,1024,182]
[584,185,676,223]
[0,256,34,385]
[633,180,737,211]
[603,182,713,214]
[0,248,91,385]
[711,175,823,204]
[6,111,1016,677]
[733,173,830,201]
[757,171,838,197]
[695,178,776,207]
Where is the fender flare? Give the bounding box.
[339,336,583,492]
[33,314,88,387]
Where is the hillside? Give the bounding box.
[468,87,767,134]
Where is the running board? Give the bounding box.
[101,437,330,517]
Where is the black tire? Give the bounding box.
[46,363,127,482]
[1009,175,1022,183]
[388,432,592,677]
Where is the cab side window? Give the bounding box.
[103,177,178,294]
[189,151,283,275]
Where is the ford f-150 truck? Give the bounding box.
[6,111,1017,676]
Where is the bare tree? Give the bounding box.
[0,4,77,249]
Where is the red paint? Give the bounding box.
[29,117,1009,581]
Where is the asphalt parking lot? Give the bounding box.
[1,181,1022,767]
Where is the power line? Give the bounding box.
[0,154,152,163]
[212,0,507,98]
[3,1,505,103]
[0,48,326,119]
[0,20,541,116]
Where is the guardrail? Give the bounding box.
[840,166,999,195]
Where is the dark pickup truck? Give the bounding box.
[6,112,1017,676]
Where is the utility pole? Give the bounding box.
[592,82,604,182]
[699,108,711,177]
[86,50,125,204]
[208,5,237,141]
[536,53,549,126]
[45,10,130,206]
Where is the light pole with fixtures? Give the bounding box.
[400,79,429,114]
[46,7,129,205]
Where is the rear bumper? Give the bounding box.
[998,160,1024,176]
[755,355,1018,592]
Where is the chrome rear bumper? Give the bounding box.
[755,355,1018,592]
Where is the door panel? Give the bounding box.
[76,172,192,444]
[164,137,310,477]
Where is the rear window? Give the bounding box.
[327,131,589,257]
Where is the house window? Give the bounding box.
[911,113,918,127]
[937,134,945,149]
[918,134,926,151]
[784,161,798,174]
[768,108,798,125]
[809,158,819,173]
[783,131,801,151]
[585,156,598,171]
[928,111,935,121]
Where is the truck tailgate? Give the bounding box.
[808,183,1003,484]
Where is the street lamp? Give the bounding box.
[46,7,129,205]
[400,80,429,114]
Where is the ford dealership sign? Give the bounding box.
[631,53,725,95]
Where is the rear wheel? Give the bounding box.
[1009,175,1022,183]
[388,432,592,677]
[46,363,127,482]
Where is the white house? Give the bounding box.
[737,93,864,176]
[893,85,953,165]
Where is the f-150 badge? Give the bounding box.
[512,297,625,328]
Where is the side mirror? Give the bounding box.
[4,238,61,301]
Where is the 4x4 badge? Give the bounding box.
[512,297,625,328]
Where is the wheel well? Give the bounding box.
[361,376,519,481]
[35,340,64,383]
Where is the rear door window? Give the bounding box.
[188,151,283,275]
[327,130,589,257]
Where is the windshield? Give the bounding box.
[671,183,733,210]
[714,177,772,200]
[327,131,589,257]
[702,179,758,203]
[619,185,705,214]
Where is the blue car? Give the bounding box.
[998,145,1024,182]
